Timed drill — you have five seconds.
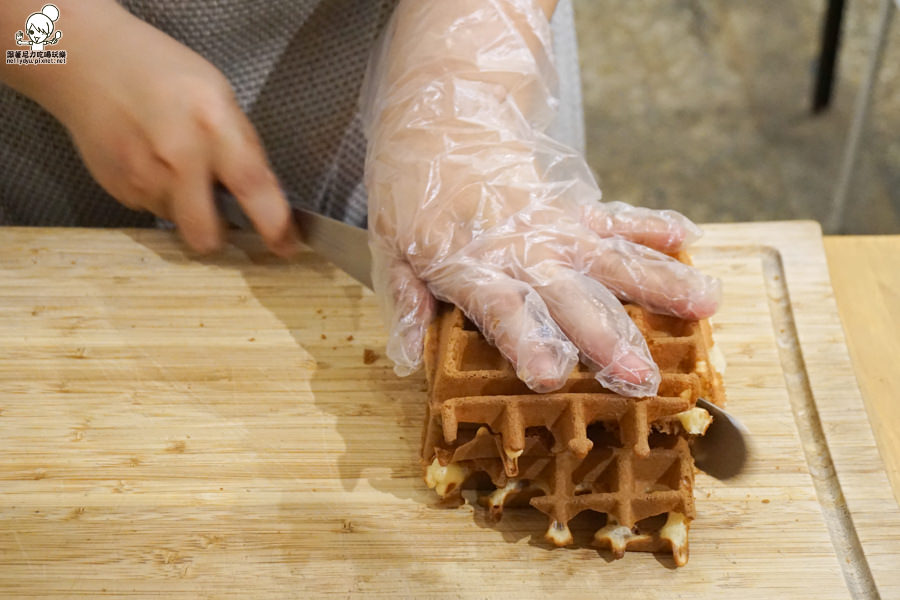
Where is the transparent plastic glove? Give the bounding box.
[362,0,720,397]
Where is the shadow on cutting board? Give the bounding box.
[124,228,426,499]
[105,230,467,590]
[231,237,427,500]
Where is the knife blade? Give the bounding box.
[291,207,373,290]
[216,192,373,289]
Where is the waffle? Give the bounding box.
[421,264,725,566]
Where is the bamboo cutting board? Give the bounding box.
[0,222,898,599]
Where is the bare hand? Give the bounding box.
[46,4,298,256]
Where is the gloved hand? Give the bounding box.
[363,0,720,397]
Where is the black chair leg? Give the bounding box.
[813,0,846,113]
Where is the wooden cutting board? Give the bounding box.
[0,222,897,599]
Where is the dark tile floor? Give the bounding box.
[573,0,900,233]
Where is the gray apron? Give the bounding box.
[0,0,582,229]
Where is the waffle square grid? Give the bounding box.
[421,267,725,566]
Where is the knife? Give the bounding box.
[291,206,373,290]
[216,192,373,289]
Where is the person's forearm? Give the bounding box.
[538,0,560,18]
[364,0,567,246]
[369,0,559,143]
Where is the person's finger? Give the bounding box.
[427,261,578,393]
[166,161,223,254]
[531,268,660,397]
[81,132,173,219]
[211,107,298,258]
[583,237,721,319]
[372,249,437,376]
[581,201,702,253]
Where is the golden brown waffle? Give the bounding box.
[421,267,726,567]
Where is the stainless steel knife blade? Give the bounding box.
[291,207,373,290]
[216,192,372,289]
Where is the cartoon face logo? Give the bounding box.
[15,4,62,52]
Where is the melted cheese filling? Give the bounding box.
[424,458,469,498]
[676,406,713,435]
[545,520,573,546]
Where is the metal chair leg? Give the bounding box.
[813,0,846,113]
[827,0,895,233]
